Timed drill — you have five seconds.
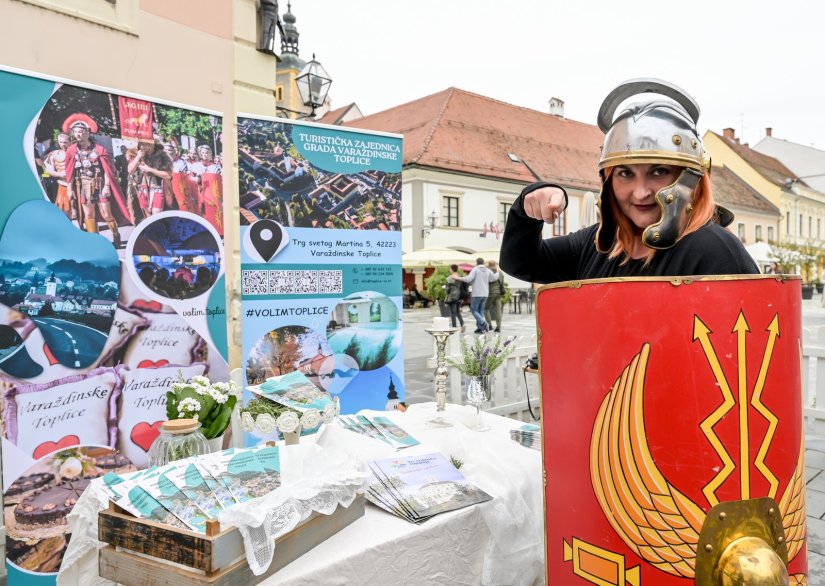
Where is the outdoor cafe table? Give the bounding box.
[57,403,545,586]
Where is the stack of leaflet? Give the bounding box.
[253,370,334,428]
[338,414,420,450]
[510,423,541,451]
[99,445,281,533]
[366,452,493,524]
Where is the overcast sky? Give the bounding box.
[296,0,825,150]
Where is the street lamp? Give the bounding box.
[208,115,218,153]
[294,54,332,119]
[257,0,283,58]
[422,210,439,238]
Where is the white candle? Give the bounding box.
[432,317,450,330]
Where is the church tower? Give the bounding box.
[45,271,57,297]
[385,375,402,411]
[274,3,331,120]
[275,3,310,119]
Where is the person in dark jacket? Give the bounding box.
[484,260,505,332]
[444,264,466,332]
[500,78,758,283]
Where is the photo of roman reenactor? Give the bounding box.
[189,144,223,235]
[63,113,132,248]
[163,141,199,212]
[127,139,171,221]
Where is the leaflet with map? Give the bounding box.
[367,452,493,522]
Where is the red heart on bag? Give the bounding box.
[132,299,164,313]
[131,421,163,452]
[137,359,170,369]
[33,435,80,460]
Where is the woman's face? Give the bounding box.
[610,164,681,231]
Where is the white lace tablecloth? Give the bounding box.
[57,403,545,586]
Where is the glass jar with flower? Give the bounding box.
[447,334,516,431]
[165,374,238,451]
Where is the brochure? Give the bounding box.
[115,483,187,530]
[193,459,237,509]
[199,447,281,502]
[165,462,224,519]
[370,416,420,449]
[255,370,333,413]
[367,452,493,522]
[139,465,212,533]
[510,424,541,451]
[339,414,420,450]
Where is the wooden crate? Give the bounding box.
[98,494,365,585]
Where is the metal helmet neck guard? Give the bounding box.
[594,78,710,253]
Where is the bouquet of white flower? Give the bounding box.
[166,374,239,439]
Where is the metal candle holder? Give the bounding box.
[425,326,459,427]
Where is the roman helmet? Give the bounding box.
[594,78,730,252]
[61,112,98,134]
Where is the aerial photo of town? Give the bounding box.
[237,118,401,230]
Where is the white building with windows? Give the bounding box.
[344,87,604,291]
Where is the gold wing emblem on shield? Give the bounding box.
[590,342,806,579]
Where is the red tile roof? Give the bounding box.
[708,131,803,189]
[710,166,780,216]
[317,103,354,125]
[344,87,604,191]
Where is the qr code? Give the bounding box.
[294,270,318,294]
[319,270,343,293]
[269,270,293,294]
[242,270,268,295]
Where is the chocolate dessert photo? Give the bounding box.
[4,445,134,574]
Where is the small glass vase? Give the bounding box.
[466,375,491,431]
[148,419,211,467]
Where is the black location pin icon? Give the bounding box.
[250,219,283,262]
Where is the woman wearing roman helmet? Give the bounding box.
[500,79,758,282]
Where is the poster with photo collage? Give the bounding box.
[0,67,229,584]
[237,115,403,442]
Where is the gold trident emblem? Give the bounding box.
[583,311,807,583]
[692,311,780,506]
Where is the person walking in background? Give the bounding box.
[484,260,505,332]
[444,264,466,332]
[459,257,500,333]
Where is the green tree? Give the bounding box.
[155,105,221,149]
[796,239,824,283]
[424,266,459,302]
[768,239,800,275]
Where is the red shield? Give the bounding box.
[537,276,807,584]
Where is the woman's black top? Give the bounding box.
[500,184,760,284]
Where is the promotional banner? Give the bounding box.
[0,67,228,584]
[237,116,403,429]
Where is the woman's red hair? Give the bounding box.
[603,167,716,264]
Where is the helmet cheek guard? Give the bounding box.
[643,168,703,249]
